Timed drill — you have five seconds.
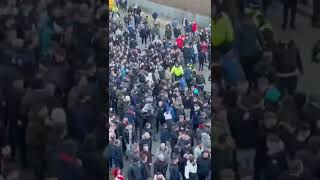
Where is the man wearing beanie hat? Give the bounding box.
[154,153,168,177]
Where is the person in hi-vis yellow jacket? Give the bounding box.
[212,6,234,54]
[109,0,120,18]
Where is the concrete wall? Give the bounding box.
[128,0,210,27]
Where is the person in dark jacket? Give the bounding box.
[160,123,170,143]
[140,154,151,180]
[263,134,287,180]
[127,155,142,180]
[79,134,108,180]
[110,139,124,169]
[155,101,165,133]
[165,24,173,40]
[229,93,262,174]
[154,153,168,177]
[312,0,320,27]
[183,44,194,66]
[197,151,211,180]
[198,51,206,71]
[152,12,158,22]
[140,144,152,166]
[140,25,148,45]
[272,40,303,95]
[179,153,188,180]
[237,14,263,88]
[282,0,298,29]
[169,156,180,180]
[70,90,96,143]
[56,139,84,180]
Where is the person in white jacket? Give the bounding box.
[185,155,198,180]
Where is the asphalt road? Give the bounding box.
[267,2,320,94]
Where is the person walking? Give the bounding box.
[169,156,181,180]
[312,0,320,27]
[184,155,198,180]
[198,51,206,71]
[197,151,211,180]
[282,0,298,29]
[140,25,148,45]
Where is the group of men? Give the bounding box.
[213,0,320,180]
[0,0,108,180]
[108,2,212,180]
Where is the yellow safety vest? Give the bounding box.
[109,0,116,11]
[171,66,184,76]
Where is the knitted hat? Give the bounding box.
[158,154,165,161]
[265,88,281,103]
[193,88,199,95]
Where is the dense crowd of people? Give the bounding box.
[108,2,212,180]
[0,0,107,180]
[213,1,320,180]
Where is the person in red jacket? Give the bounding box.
[176,35,184,49]
[200,41,208,54]
[112,168,125,180]
[192,21,198,35]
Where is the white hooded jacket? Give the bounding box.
[184,160,197,179]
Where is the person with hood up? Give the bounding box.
[184,155,197,180]
[197,151,211,180]
[154,153,168,177]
